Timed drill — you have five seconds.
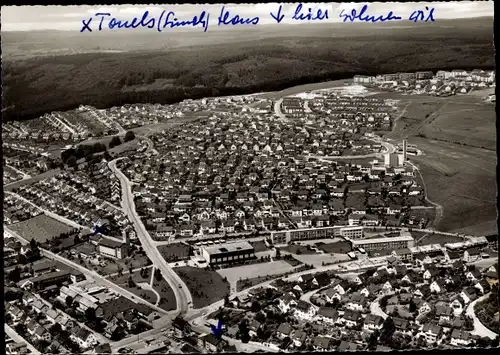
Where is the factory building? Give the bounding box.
[384,153,405,167]
[201,241,255,266]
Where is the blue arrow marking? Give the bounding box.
[270,4,285,24]
[210,319,224,338]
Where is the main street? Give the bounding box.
[108,159,193,316]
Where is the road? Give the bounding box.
[273,98,289,122]
[5,324,41,355]
[407,160,444,227]
[465,293,498,340]
[5,164,31,179]
[4,226,168,315]
[108,159,193,316]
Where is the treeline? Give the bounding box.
[2,27,495,122]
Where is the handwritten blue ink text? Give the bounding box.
[292,4,329,21]
[218,6,259,26]
[339,4,402,23]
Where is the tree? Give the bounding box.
[124,131,135,142]
[8,266,21,283]
[109,136,122,149]
[367,329,380,350]
[66,155,77,167]
[155,268,162,281]
[65,295,74,308]
[250,301,261,313]
[409,299,417,313]
[224,295,230,307]
[128,275,135,288]
[380,317,396,345]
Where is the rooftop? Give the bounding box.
[202,241,254,255]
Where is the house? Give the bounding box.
[463,247,481,263]
[277,294,297,313]
[313,336,333,351]
[466,268,482,282]
[449,297,464,316]
[200,333,228,352]
[460,287,478,304]
[294,300,316,320]
[414,285,431,299]
[342,309,362,327]
[276,322,292,339]
[435,305,453,322]
[6,342,28,354]
[430,279,447,294]
[298,273,314,284]
[291,330,307,347]
[345,292,366,311]
[248,319,262,337]
[71,326,98,349]
[33,325,52,342]
[363,314,384,332]
[313,273,331,288]
[393,317,410,334]
[172,316,192,338]
[360,284,382,298]
[450,329,472,347]
[315,307,339,324]
[475,279,491,295]
[414,298,432,314]
[422,323,442,343]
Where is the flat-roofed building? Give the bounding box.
[351,234,414,252]
[340,226,364,239]
[201,241,255,266]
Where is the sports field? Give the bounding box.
[9,213,76,243]
[217,260,294,286]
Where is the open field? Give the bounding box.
[280,244,317,255]
[158,243,191,262]
[217,260,294,287]
[9,213,76,243]
[409,138,496,235]
[99,252,152,275]
[380,90,496,235]
[174,266,230,308]
[151,273,177,311]
[293,253,350,267]
[108,268,158,305]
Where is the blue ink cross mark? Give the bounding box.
[210,319,224,338]
[91,221,108,237]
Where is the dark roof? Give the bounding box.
[276,322,292,335]
[93,343,112,353]
[99,237,124,249]
[317,307,338,320]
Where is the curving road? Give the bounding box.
[466,293,499,340]
[108,159,193,316]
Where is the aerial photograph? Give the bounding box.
[1,2,498,354]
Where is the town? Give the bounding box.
[3,68,498,354]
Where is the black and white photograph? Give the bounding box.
[1,2,498,354]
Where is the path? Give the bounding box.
[466,293,498,340]
[370,295,390,320]
[407,161,444,227]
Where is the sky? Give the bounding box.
[1,2,494,31]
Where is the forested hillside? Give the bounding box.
[2,18,494,121]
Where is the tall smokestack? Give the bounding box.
[403,139,407,163]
